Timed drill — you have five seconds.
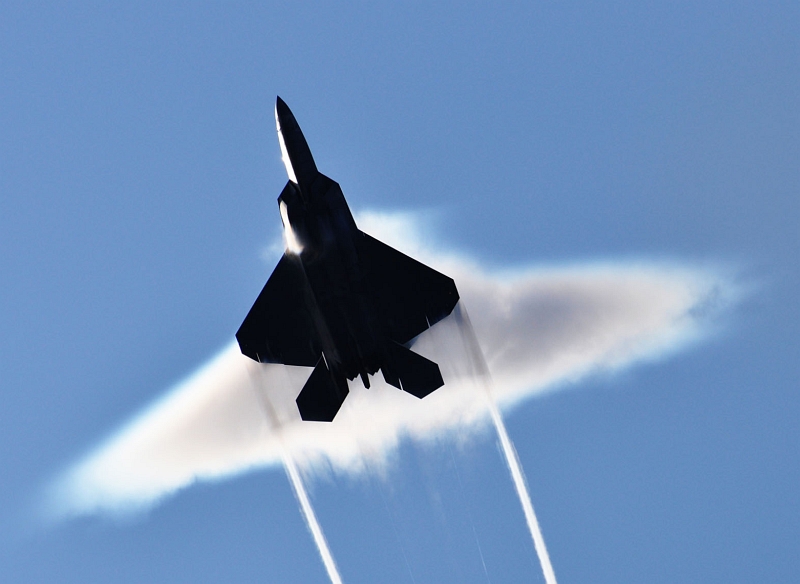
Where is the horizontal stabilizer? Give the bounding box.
[382,343,444,399]
[296,357,350,422]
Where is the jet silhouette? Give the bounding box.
[237,98,460,421]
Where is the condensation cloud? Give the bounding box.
[46,211,735,518]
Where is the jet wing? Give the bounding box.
[236,254,321,366]
[357,232,459,345]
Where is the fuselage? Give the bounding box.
[276,148,382,387]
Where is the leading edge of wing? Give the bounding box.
[357,231,460,345]
[236,253,321,366]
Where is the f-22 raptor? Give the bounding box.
[236,98,460,422]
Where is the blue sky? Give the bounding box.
[1,2,798,582]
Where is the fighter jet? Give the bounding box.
[236,97,460,422]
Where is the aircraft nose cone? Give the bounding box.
[275,96,299,133]
[274,96,318,187]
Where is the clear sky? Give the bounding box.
[1,2,798,583]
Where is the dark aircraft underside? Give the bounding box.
[236,97,459,422]
[237,231,459,421]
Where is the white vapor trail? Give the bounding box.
[45,211,736,534]
[454,304,557,583]
[246,345,344,584]
[489,402,557,584]
[283,451,343,584]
